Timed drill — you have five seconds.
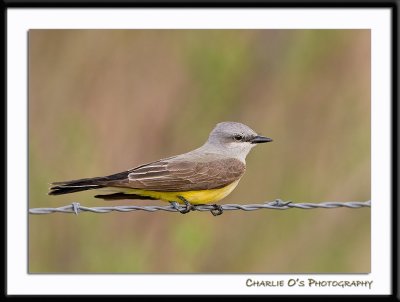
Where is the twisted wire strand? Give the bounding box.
[29,200,371,215]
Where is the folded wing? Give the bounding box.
[107,156,246,192]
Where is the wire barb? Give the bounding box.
[72,202,80,215]
[28,200,371,215]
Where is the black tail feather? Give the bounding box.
[94,193,157,200]
[49,171,131,196]
[48,177,107,195]
[48,185,104,195]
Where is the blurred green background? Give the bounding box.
[29,30,370,273]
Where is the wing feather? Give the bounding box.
[103,155,245,192]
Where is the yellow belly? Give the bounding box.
[113,180,240,205]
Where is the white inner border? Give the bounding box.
[7,8,392,295]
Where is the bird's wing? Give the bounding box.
[105,155,246,192]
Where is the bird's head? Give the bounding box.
[206,122,273,161]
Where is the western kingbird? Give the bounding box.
[49,122,272,215]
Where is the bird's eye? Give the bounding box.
[233,134,244,141]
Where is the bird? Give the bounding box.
[49,122,273,215]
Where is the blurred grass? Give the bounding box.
[29,29,370,273]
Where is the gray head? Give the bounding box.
[203,122,272,161]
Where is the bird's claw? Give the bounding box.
[175,196,195,214]
[210,204,223,216]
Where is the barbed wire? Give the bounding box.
[29,199,371,216]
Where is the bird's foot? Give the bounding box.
[210,204,223,216]
[171,198,223,216]
[173,196,195,214]
[170,201,192,214]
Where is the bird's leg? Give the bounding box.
[193,203,224,216]
[169,201,182,213]
[175,196,195,214]
[210,204,223,216]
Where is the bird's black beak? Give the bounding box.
[250,135,273,144]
